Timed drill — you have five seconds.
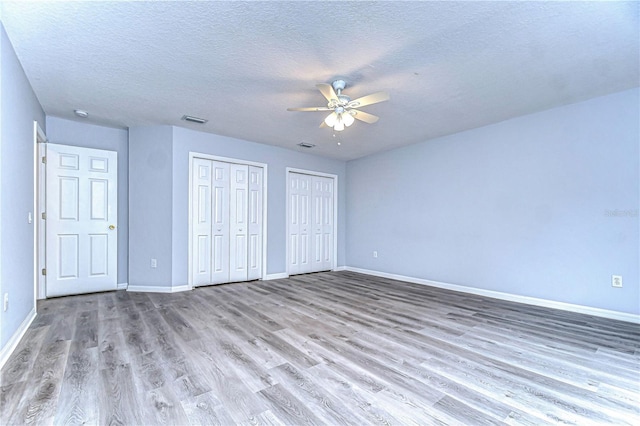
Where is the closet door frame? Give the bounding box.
[286,168,338,276]
[188,152,267,289]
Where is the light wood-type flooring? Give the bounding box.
[1,271,639,425]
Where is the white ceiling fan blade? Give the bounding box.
[348,91,390,108]
[287,106,332,112]
[350,109,379,124]
[316,83,338,102]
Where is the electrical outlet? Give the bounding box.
[373,251,378,258]
[3,293,8,312]
[151,258,157,268]
[612,275,622,288]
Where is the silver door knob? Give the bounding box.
[109,225,116,230]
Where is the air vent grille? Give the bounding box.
[297,142,316,148]
[181,115,208,124]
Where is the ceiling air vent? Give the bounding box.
[297,142,316,149]
[181,115,208,124]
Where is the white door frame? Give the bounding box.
[34,122,47,300]
[286,168,338,276]
[188,152,268,288]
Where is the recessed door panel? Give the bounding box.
[89,234,108,276]
[197,235,210,274]
[90,179,108,220]
[58,234,79,279]
[59,177,79,220]
[198,185,210,223]
[89,157,108,172]
[213,235,224,273]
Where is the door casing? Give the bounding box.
[35,122,47,300]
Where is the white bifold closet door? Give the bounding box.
[192,158,263,286]
[289,172,334,275]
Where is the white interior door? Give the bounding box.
[190,156,264,286]
[288,173,312,275]
[191,160,231,285]
[46,144,117,297]
[288,171,335,276]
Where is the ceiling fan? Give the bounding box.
[287,80,390,131]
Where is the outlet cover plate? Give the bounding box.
[612,275,623,288]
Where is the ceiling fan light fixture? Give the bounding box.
[342,112,355,127]
[288,80,388,133]
[324,112,338,127]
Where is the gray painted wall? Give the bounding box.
[45,117,129,285]
[0,24,46,349]
[347,88,639,314]
[128,126,174,288]
[128,125,346,288]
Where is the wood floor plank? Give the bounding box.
[54,343,99,424]
[258,384,324,425]
[144,384,191,425]
[1,271,638,425]
[181,390,235,426]
[98,363,145,425]
[267,362,368,425]
[0,326,49,387]
[12,339,71,425]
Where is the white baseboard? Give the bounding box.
[334,266,347,272]
[0,307,37,370]
[127,284,191,293]
[263,273,289,281]
[344,267,640,324]
[117,282,128,290]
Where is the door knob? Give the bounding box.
[109,225,116,230]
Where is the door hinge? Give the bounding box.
[41,212,46,220]
[42,268,46,276]
[41,156,46,164]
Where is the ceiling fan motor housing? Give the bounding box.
[332,80,346,92]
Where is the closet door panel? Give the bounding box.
[229,164,249,282]
[320,177,334,271]
[311,178,324,270]
[191,159,213,285]
[288,173,312,275]
[247,166,263,280]
[210,161,230,284]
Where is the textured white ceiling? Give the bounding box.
[1,1,638,160]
